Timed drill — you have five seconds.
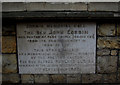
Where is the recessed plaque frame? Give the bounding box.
[17,22,96,74]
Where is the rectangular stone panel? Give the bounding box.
[17,22,96,74]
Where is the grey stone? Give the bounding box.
[26,2,87,11]
[21,75,34,83]
[88,2,119,12]
[98,23,116,36]
[2,54,17,73]
[2,74,20,83]
[67,74,81,83]
[34,75,49,83]
[97,49,110,56]
[82,74,102,83]
[2,2,26,12]
[97,56,117,73]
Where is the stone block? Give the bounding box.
[2,74,20,83]
[117,68,120,83]
[67,74,81,83]
[21,75,34,83]
[97,56,117,73]
[82,74,102,83]
[97,49,110,56]
[88,2,118,11]
[111,50,118,56]
[2,24,16,35]
[26,2,87,11]
[97,37,120,49]
[2,2,26,12]
[34,75,49,83]
[50,75,66,83]
[2,36,16,53]
[2,54,17,73]
[119,51,120,67]
[98,23,115,36]
[103,74,116,83]
[117,24,120,36]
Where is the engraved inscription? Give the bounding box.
[17,22,96,74]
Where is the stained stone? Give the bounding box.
[2,54,17,73]
[111,50,118,56]
[97,49,110,56]
[2,36,16,53]
[117,68,120,83]
[82,74,102,83]
[67,74,81,83]
[50,75,66,83]
[34,75,49,83]
[103,74,116,83]
[117,24,120,36]
[97,37,120,49]
[21,75,34,83]
[97,56,117,73]
[98,24,115,36]
[2,74,20,83]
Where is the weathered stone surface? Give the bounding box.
[88,2,118,11]
[111,50,118,56]
[98,24,115,36]
[2,2,26,12]
[21,75,34,83]
[50,75,66,83]
[97,37,120,49]
[118,51,120,68]
[97,49,110,56]
[117,68,120,83]
[97,56,117,73]
[103,74,116,83]
[2,74,20,83]
[2,24,15,35]
[2,36,16,53]
[34,75,49,83]
[2,54,17,73]
[67,74,81,83]
[117,24,120,36]
[26,2,87,11]
[82,74,102,83]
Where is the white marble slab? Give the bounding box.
[17,22,96,74]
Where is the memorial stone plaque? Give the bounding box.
[17,22,96,74]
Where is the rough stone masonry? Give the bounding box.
[2,2,120,84]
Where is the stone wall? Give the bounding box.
[2,2,120,84]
